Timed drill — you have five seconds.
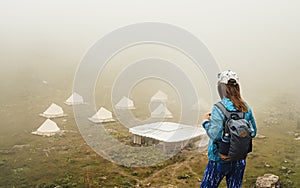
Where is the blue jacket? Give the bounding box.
[202,98,257,162]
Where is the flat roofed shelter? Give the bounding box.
[129,122,206,153]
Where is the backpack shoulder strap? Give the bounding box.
[215,102,231,119]
[214,102,244,119]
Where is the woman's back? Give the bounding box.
[200,70,258,188]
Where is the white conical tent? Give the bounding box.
[64,92,84,105]
[40,103,67,118]
[115,96,135,109]
[88,107,115,123]
[151,90,168,102]
[32,119,61,136]
[151,104,173,118]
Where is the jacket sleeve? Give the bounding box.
[248,106,257,137]
[202,105,224,141]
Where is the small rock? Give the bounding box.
[264,162,271,168]
[160,185,178,188]
[11,144,30,150]
[256,174,280,188]
[257,134,266,139]
[0,149,13,154]
[13,167,24,174]
[294,137,300,141]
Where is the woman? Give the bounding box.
[200,70,257,188]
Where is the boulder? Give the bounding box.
[256,174,280,188]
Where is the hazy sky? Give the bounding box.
[1,0,299,104]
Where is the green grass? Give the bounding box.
[0,84,300,187]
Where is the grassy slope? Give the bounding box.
[0,92,300,187]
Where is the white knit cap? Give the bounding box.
[217,70,239,85]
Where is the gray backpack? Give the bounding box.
[215,102,252,161]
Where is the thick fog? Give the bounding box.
[1,2,300,187]
[0,0,299,108]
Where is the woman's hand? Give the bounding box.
[203,112,211,121]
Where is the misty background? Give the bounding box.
[0,0,300,138]
[1,1,300,187]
